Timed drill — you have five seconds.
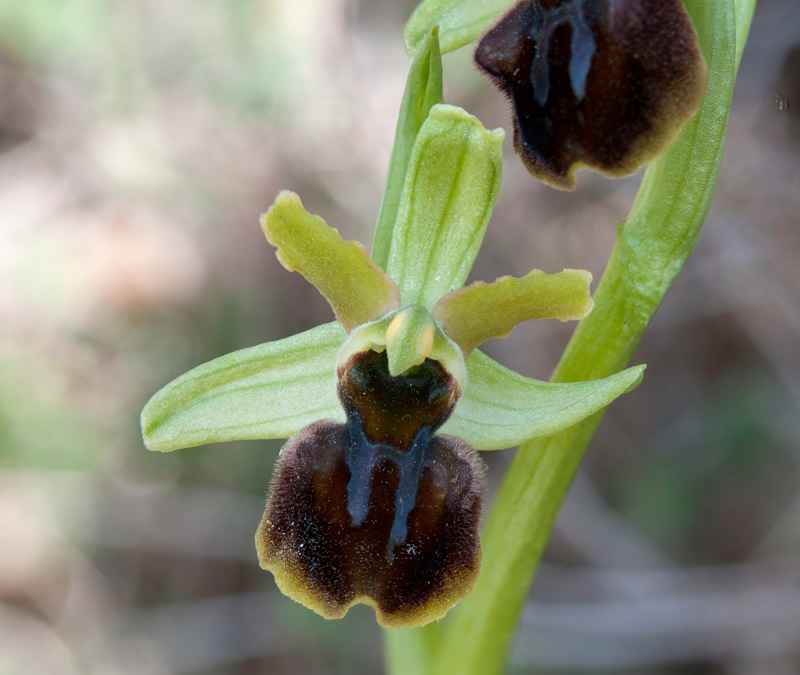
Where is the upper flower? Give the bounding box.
[474,0,708,189]
[140,46,644,628]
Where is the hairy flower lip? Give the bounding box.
[253,342,487,630]
[258,427,486,630]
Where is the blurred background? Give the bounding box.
[1,0,799,673]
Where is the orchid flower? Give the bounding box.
[140,34,643,629]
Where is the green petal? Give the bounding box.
[386,104,504,308]
[261,191,400,332]
[141,322,346,452]
[372,28,443,270]
[441,351,644,451]
[405,0,516,56]
[433,269,594,356]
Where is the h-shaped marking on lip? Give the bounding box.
[345,410,436,561]
[527,0,597,106]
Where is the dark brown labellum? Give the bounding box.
[475,0,708,189]
[256,350,486,628]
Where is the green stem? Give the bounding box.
[428,1,753,673]
[383,624,442,675]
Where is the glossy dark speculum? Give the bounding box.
[256,349,486,628]
[475,0,707,189]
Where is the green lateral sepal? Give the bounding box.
[141,322,346,452]
[442,350,645,450]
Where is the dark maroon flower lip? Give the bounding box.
[256,349,486,628]
[475,0,708,189]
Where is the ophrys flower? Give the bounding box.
[141,102,643,628]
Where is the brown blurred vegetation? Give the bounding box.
[1,1,799,673]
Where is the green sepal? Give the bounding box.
[441,351,645,450]
[372,27,443,270]
[433,269,594,356]
[141,322,346,452]
[405,0,516,56]
[261,191,400,332]
[386,104,504,309]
